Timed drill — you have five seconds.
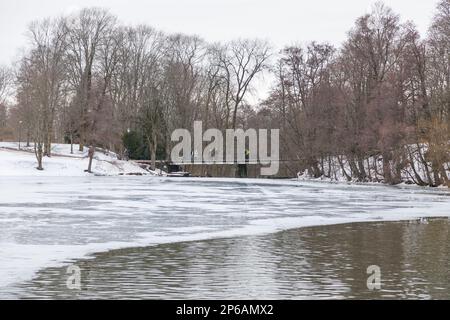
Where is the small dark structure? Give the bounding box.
[134,160,191,177]
[165,163,191,177]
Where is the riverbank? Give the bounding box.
[0,142,152,176]
[296,147,450,188]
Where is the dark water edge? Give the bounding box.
[10,218,450,300]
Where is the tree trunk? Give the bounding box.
[357,156,367,181]
[407,146,427,186]
[26,130,30,147]
[86,146,95,173]
[382,152,393,184]
[70,132,74,154]
[79,131,84,152]
[366,158,372,181]
[151,131,157,171]
[348,157,360,180]
[337,155,352,181]
[44,134,51,157]
[431,160,442,187]
[416,143,433,185]
[35,143,44,171]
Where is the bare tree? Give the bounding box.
[64,8,117,151]
[14,18,67,169]
[0,66,11,141]
[425,0,450,186]
[27,18,68,157]
[0,66,11,105]
[219,39,271,129]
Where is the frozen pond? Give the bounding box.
[0,176,449,298]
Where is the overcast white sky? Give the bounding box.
[0,0,441,65]
[0,0,441,101]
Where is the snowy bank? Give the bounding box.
[297,145,450,188]
[0,142,155,176]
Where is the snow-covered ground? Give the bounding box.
[0,176,449,297]
[0,142,152,176]
[297,145,450,187]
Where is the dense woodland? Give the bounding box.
[0,1,449,186]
